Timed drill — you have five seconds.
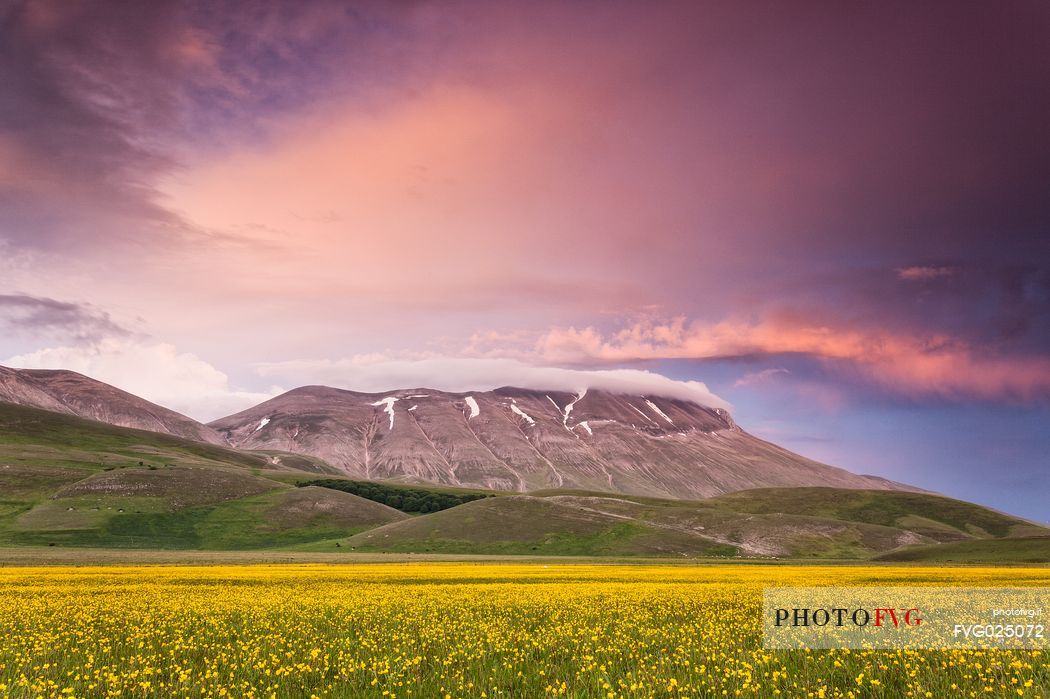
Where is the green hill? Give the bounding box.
[305,496,736,557]
[293,488,1047,560]
[707,487,1040,540]
[0,403,401,549]
[874,536,1050,564]
[0,401,337,475]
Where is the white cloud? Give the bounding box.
[255,356,730,410]
[734,367,790,387]
[3,338,281,422]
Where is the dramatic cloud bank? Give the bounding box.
[255,357,730,411]
[524,317,1050,404]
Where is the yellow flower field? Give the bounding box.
[0,564,1046,698]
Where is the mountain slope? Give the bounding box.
[0,401,325,474]
[210,386,914,499]
[0,399,340,520]
[874,536,1050,563]
[336,496,740,557]
[0,365,224,444]
[311,488,1044,559]
[706,487,1043,541]
[0,402,401,548]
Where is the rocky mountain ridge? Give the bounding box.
[0,365,224,445]
[209,385,910,499]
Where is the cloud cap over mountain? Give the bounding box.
[256,357,730,411]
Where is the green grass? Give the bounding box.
[329,521,661,557]
[2,487,405,550]
[0,403,408,550]
[14,495,165,530]
[707,487,1034,540]
[529,488,689,505]
[876,536,1050,563]
[314,489,1047,561]
[315,496,740,557]
[0,402,283,472]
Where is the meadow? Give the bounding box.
[0,563,1046,698]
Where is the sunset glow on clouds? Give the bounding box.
[1,0,1048,517]
[523,315,1050,403]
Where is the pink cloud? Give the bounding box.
[897,265,955,281]
[523,316,1050,403]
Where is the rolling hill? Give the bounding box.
[0,402,401,549]
[873,536,1050,564]
[299,486,1045,559]
[706,487,1047,541]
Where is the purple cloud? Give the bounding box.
[0,293,129,342]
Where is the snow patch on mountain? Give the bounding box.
[464,396,480,419]
[563,389,586,427]
[254,417,270,432]
[628,403,656,424]
[645,399,674,425]
[510,400,535,425]
[370,396,398,429]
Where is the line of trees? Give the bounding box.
[300,478,493,513]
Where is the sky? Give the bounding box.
[1,0,1048,521]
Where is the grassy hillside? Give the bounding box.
[707,487,1037,541]
[304,496,738,557]
[0,402,402,549]
[0,401,310,472]
[300,493,920,559]
[1,401,1043,560]
[71,487,406,549]
[874,536,1050,564]
[2,466,407,549]
[294,488,1047,560]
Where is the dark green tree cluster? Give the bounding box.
[299,479,493,513]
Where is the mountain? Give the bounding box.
[209,386,912,499]
[0,365,224,445]
[0,366,914,500]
